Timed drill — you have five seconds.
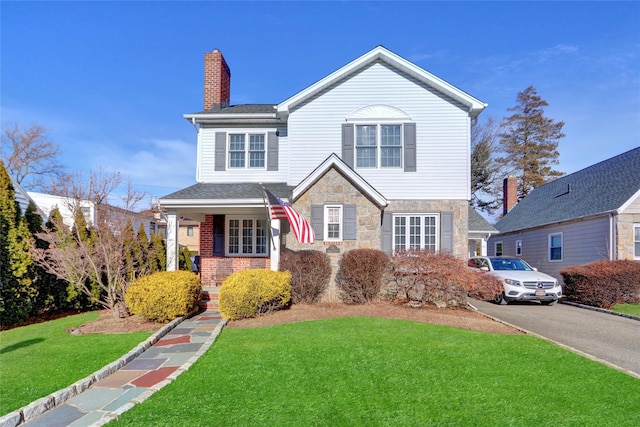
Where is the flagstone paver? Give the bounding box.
[6,302,226,427]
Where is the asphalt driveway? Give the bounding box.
[471,299,640,378]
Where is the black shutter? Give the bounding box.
[267,131,278,171]
[342,124,354,168]
[404,123,416,172]
[381,210,393,254]
[213,215,225,256]
[344,204,357,240]
[215,132,226,171]
[440,211,453,253]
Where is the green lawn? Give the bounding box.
[0,312,152,415]
[114,317,640,426]
[612,303,640,317]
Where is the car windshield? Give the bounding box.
[489,258,534,271]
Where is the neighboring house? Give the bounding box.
[160,46,487,286]
[468,205,498,257]
[155,218,201,255]
[488,147,640,282]
[28,192,153,236]
[10,175,43,217]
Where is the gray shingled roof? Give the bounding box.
[160,182,294,200]
[191,104,277,115]
[468,206,498,233]
[496,147,640,233]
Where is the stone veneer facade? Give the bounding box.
[617,213,640,260]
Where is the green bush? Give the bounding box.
[219,269,291,320]
[336,249,390,304]
[125,271,202,322]
[560,260,640,308]
[279,250,331,303]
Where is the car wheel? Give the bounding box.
[494,293,508,305]
[541,300,557,306]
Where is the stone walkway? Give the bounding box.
[3,306,225,427]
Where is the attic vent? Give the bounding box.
[554,184,571,198]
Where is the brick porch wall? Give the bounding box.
[199,256,270,286]
[199,215,271,286]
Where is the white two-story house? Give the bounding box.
[160,46,487,286]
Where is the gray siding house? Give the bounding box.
[488,147,640,282]
[160,46,488,287]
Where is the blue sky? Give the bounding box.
[2,1,639,207]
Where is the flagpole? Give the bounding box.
[260,184,277,251]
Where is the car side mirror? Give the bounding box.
[480,266,489,272]
[532,267,538,271]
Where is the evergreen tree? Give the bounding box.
[150,230,166,273]
[0,161,36,325]
[498,86,565,200]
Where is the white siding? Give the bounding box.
[489,216,611,283]
[286,62,471,199]
[197,125,289,183]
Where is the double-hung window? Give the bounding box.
[393,214,438,252]
[228,133,265,169]
[549,233,563,261]
[495,241,503,256]
[634,224,640,258]
[356,124,402,168]
[227,217,268,256]
[324,205,343,241]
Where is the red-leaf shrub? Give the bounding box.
[560,260,640,308]
[336,249,390,304]
[389,251,502,307]
[279,250,332,304]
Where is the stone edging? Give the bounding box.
[0,311,192,427]
[559,300,640,321]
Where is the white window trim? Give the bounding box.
[354,123,404,169]
[633,224,640,259]
[495,241,503,256]
[324,205,343,242]
[225,216,269,257]
[515,240,522,256]
[227,132,267,170]
[392,213,439,253]
[548,232,563,262]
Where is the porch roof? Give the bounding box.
[159,182,294,208]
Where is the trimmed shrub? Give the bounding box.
[389,250,502,307]
[336,249,390,304]
[219,269,291,320]
[279,250,331,304]
[560,260,640,308]
[125,271,202,322]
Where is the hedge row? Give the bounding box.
[560,260,640,309]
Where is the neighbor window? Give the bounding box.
[228,133,265,169]
[495,241,503,256]
[515,240,522,256]
[324,205,343,241]
[393,214,438,252]
[549,233,563,261]
[227,217,268,256]
[187,226,194,237]
[634,224,640,258]
[356,124,402,168]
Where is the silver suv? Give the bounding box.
[468,256,562,305]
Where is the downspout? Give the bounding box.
[609,213,616,260]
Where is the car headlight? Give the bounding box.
[504,279,521,287]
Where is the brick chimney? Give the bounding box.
[204,49,230,110]
[503,176,518,215]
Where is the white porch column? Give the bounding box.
[270,219,281,271]
[480,238,488,256]
[166,210,179,271]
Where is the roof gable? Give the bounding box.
[496,147,640,233]
[292,153,388,208]
[277,45,487,118]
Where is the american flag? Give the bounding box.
[264,188,315,244]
